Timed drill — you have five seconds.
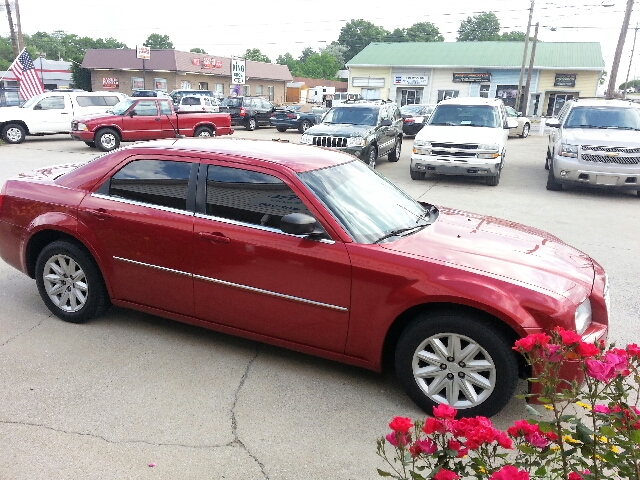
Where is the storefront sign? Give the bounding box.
[453,72,491,83]
[136,46,151,60]
[554,73,577,87]
[192,58,200,66]
[231,58,246,85]
[394,75,429,86]
[203,57,213,69]
[215,60,223,68]
[102,78,119,89]
[132,77,144,89]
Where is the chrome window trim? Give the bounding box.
[113,256,347,312]
[91,193,195,217]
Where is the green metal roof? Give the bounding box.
[346,42,604,70]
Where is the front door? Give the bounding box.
[30,95,72,132]
[78,157,197,315]
[547,94,574,117]
[401,89,420,106]
[192,163,352,354]
[121,100,162,141]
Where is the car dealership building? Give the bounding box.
[346,42,605,116]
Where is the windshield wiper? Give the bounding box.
[430,122,456,126]
[374,224,426,244]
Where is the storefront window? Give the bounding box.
[132,77,145,90]
[199,82,208,90]
[362,88,380,100]
[400,89,421,106]
[181,81,191,89]
[268,86,274,101]
[479,85,490,98]
[437,90,459,102]
[495,85,518,107]
[215,84,224,97]
[243,85,250,96]
[154,78,167,92]
[256,85,263,96]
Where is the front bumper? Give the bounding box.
[552,155,640,190]
[411,153,502,176]
[269,119,299,129]
[70,131,94,142]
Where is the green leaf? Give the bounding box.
[377,469,393,477]
[537,397,552,403]
[410,471,427,480]
[526,404,543,417]
[629,429,640,443]
[534,466,547,476]
[599,425,616,437]
[576,420,595,443]
[537,421,555,433]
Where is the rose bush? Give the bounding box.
[376,327,640,479]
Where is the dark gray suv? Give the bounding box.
[219,96,276,130]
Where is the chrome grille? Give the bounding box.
[581,154,640,165]
[432,150,475,158]
[312,136,348,148]
[431,142,478,150]
[582,145,640,154]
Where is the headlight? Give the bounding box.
[414,140,431,148]
[300,134,313,144]
[77,123,88,131]
[575,298,592,335]
[560,144,578,158]
[478,144,498,151]
[477,144,499,159]
[347,136,365,147]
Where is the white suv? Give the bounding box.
[410,97,517,186]
[545,99,640,197]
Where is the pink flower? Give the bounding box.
[542,344,563,362]
[568,469,590,480]
[389,416,413,434]
[433,404,457,420]
[409,438,437,457]
[423,417,446,434]
[434,468,459,480]
[576,342,600,357]
[627,344,640,358]
[604,351,629,374]
[490,465,529,480]
[524,430,550,449]
[513,333,550,353]
[447,439,468,458]
[385,431,410,447]
[556,327,582,345]
[496,431,513,449]
[593,404,611,414]
[585,359,616,382]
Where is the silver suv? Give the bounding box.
[545,99,640,197]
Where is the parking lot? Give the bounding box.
[0,129,639,479]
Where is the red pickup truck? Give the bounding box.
[70,97,233,151]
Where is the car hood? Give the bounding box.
[74,112,123,123]
[561,128,640,147]
[380,207,594,297]
[418,125,505,144]
[305,123,373,137]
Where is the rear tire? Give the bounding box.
[276,126,287,133]
[388,137,402,162]
[194,126,214,137]
[246,117,257,131]
[546,158,563,191]
[395,312,518,418]
[95,128,120,152]
[35,241,110,323]
[298,120,312,133]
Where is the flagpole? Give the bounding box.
[0,47,26,83]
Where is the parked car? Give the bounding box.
[505,106,531,138]
[300,101,403,169]
[175,95,220,113]
[0,138,609,418]
[0,87,21,108]
[131,90,171,98]
[545,98,640,196]
[400,104,435,136]
[70,97,232,151]
[410,97,518,186]
[219,96,276,130]
[168,89,217,106]
[0,91,128,144]
[269,105,325,133]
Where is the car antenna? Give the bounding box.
[165,114,186,138]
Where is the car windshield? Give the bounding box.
[401,105,425,115]
[107,99,136,115]
[221,97,242,107]
[564,106,640,130]
[21,94,46,109]
[322,107,378,126]
[429,105,500,128]
[298,160,432,244]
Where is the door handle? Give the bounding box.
[86,208,113,220]
[199,232,230,244]
[155,117,160,121]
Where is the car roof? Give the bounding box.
[438,97,504,106]
[118,138,356,173]
[567,98,640,108]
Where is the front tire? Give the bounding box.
[276,126,287,133]
[388,137,402,162]
[366,146,378,169]
[410,167,425,180]
[546,158,562,191]
[84,141,96,148]
[395,312,518,418]
[35,241,110,323]
[2,123,26,144]
[520,123,530,138]
[95,128,120,152]
[298,120,312,133]
[246,117,257,131]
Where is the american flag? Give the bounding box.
[9,49,45,100]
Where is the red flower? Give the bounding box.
[507,419,538,437]
[389,416,413,434]
[556,327,582,345]
[496,431,513,449]
[627,343,640,358]
[423,417,446,434]
[385,431,410,447]
[513,333,550,353]
[576,342,600,357]
[447,439,469,458]
[524,430,550,449]
[433,404,457,420]
[409,438,437,457]
[568,469,590,480]
[585,359,616,382]
[434,468,459,480]
[490,465,529,480]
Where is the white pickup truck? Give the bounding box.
[0,91,127,144]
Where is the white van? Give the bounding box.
[175,95,220,113]
[0,91,127,144]
[331,92,362,105]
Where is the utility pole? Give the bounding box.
[4,0,19,57]
[516,0,535,112]
[522,23,539,117]
[607,0,635,98]
[14,0,23,51]
[623,23,639,98]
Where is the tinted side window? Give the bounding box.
[109,160,192,210]
[205,165,311,229]
[104,96,121,106]
[132,100,158,116]
[158,100,172,115]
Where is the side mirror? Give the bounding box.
[545,118,561,128]
[280,213,322,236]
[33,104,42,110]
[128,110,137,117]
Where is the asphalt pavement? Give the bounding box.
[0,128,638,479]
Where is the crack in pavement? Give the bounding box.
[0,316,47,348]
[230,345,269,479]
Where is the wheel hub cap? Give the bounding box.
[43,254,88,313]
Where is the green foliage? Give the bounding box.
[338,19,389,63]
[404,22,444,42]
[457,12,501,41]
[500,31,527,41]
[298,47,315,63]
[320,42,349,67]
[143,33,173,49]
[190,48,207,54]
[243,48,270,63]
[293,51,341,79]
[619,78,640,90]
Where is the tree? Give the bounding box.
[276,52,298,71]
[298,47,315,63]
[143,33,173,49]
[456,12,501,41]
[320,42,349,67]
[190,47,207,54]
[295,51,341,79]
[338,19,389,62]
[243,48,270,63]
[385,28,407,43]
[405,22,444,42]
[500,31,526,41]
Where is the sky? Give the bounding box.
[1,0,636,87]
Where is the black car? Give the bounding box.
[219,96,276,130]
[400,104,435,135]
[300,101,403,169]
[269,105,326,133]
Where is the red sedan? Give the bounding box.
[0,138,609,417]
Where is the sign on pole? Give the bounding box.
[231,58,246,85]
[136,46,151,60]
